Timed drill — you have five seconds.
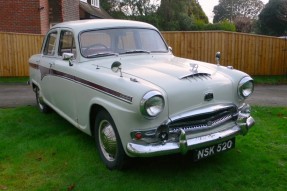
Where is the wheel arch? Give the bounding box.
[89,104,108,137]
[31,79,41,93]
[32,82,38,92]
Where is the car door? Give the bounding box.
[49,29,78,124]
[39,30,59,105]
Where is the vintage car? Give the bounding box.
[29,19,255,169]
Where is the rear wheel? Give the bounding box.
[94,110,126,170]
[35,86,51,113]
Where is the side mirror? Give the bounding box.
[168,46,173,52]
[215,52,221,65]
[62,53,74,66]
[111,61,123,77]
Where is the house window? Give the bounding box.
[91,0,99,8]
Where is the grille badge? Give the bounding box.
[204,92,214,101]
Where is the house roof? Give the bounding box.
[80,1,112,19]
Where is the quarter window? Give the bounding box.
[43,31,58,56]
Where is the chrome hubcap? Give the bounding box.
[98,120,117,162]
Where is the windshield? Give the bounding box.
[80,28,168,58]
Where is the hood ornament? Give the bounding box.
[179,63,211,80]
[189,63,198,73]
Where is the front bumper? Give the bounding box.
[127,104,255,157]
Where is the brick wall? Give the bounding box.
[40,0,49,34]
[62,0,79,22]
[0,0,80,35]
[0,0,42,34]
[48,0,62,23]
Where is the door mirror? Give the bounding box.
[62,53,74,66]
[111,61,123,77]
[62,53,74,60]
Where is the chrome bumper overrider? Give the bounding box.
[127,104,255,157]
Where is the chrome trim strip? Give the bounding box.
[29,63,39,69]
[32,64,133,103]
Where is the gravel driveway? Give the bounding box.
[245,85,287,107]
[0,84,287,108]
[0,84,35,108]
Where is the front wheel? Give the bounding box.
[94,110,126,170]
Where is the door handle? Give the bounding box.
[49,62,55,67]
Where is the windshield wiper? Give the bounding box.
[121,50,151,54]
[86,52,118,58]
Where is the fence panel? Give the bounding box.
[0,31,286,76]
[0,32,44,77]
[162,31,287,75]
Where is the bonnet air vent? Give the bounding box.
[180,73,211,80]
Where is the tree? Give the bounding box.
[157,0,189,30]
[187,0,209,24]
[157,0,208,31]
[257,0,287,36]
[101,0,126,18]
[213,0,264,23]
[103,0,235,32]
[234,17,253,33]
[104,0,160,17]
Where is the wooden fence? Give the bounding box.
[0,32,44,77]
[162,31,287,76]
[0,31,286,76]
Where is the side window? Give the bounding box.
[43,31,58,56]
[58,30,77,58]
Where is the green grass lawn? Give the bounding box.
[252,75,287,85]
[0,106,286,191]
[0,77,29,84]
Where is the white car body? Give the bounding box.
[29,19,255,169]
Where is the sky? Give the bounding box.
[198,0,269,23]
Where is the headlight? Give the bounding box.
[238,77,254,99]
[140,91,165,118]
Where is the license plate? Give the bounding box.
[193,138,235,161]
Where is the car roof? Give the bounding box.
[51,19,157,34]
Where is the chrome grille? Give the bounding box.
[168,105,238,133]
